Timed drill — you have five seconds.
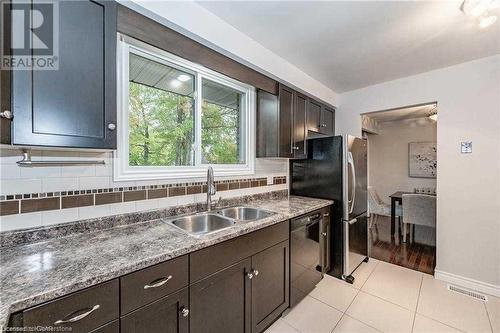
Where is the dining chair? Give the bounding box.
[368,186,402,227]
[402,194,436,243]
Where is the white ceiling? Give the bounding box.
[363,104,437,122]
[197,1,500,93]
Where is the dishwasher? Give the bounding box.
[290,207,331,307]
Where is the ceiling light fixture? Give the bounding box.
[170,79,181,88]
[461,0,499,28]
[177,74,191,82]
[479,14,498,28]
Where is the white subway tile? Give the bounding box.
[42,208,79,226]
[136,198,160,211]
[60,165,96,177]
[109,201,136,215]
[176,194,195,206]
[42,178,79,193]
[79,176,111,190]
[1,179,42,195]
[95,164,112,177]
[0,164,21,179]
[20,166,61,179]
[78,205,111,220]
[42,150,79,161]
[157,196,179,208]
[0,212,42,232]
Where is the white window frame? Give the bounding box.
[114,35,255,181]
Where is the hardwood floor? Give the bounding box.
[369,215,436,275]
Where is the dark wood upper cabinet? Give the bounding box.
[190,259,252,333]
[251,241,290,333]
[278,85,294,158]
[307,99,322,133]
[121,288,189,333]
[256,90,279,158]
[9,0,117,149]
[293,93,307,159]
[321,106,335,136]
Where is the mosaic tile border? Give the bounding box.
[0,176,287,216]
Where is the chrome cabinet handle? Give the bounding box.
[320,123,327,127]
[54,304,100,325]
[180,307,189,317]
[108,123,116,131]
[247,272,254,279]
[292,146,300,150]
[253,269,259,276]
[144,275,172,289]
[323,213,330,217]
[0,110,13,120]
[322,232,327,237]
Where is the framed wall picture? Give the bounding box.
[408,142,437,178]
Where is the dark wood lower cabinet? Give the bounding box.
[251,241,290,333]
[120,288,189,333]
[90,320,119,333]
[190,259,252,333]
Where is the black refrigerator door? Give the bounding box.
[343,212,369,277]
[290,136,343,201]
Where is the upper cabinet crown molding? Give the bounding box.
[4,0,117,149]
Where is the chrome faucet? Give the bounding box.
[206,166,216,211]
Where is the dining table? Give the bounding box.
[389,191,436,237]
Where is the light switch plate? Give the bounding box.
[461,142,472,154]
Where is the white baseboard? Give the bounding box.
[434,270,500,298]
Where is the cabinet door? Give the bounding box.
[251,241,290,333]
[307,99,322,133]
[11,0,117,148]
[293,93,307,159]
[278,84,294,158]
[256,90,279,158]
[190,259,252,333]
[120,288,189,333]
[320,106,335,136]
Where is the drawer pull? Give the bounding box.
[180,307,189,317]
[53,304,100,325]
[144,275,172,289]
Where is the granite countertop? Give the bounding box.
[0,195,332,328]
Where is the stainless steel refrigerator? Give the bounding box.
[290,135,368,283]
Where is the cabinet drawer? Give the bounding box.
[23,280,118,333]
[121,255,188,314]
[190,221,289,282]
[90,320,119,333]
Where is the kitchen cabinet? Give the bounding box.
[307,99,335,137]
[6,0,117,149]
[256,85,308,158]
[251,241,289,333]
[190,259,252,333]
[121,288,189,333]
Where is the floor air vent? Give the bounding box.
[447,284,488,302]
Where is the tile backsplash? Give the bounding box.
[0,148,288,232]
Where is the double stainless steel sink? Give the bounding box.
[167,207,275,237]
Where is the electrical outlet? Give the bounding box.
[461,142,472,154]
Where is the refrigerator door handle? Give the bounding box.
[348,152,356,214]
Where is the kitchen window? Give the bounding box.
[115,36,255,181]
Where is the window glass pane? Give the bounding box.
[128,53,195,166]
[201,79,245,164]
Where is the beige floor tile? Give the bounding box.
[486,295,500,333]
[283,296,343,333]
[346,291,414,333]
[333,315,381,333]
[417,275,491,332]
[412,314,462,333]
[309,275,359,312]
[265,318,300,333]
[348,258,380,289]
[362,261,423,310]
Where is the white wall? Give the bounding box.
[124,0,339,107]
[337,55,500,294]
[368,118,437,201]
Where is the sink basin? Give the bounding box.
[169,213,235,236]
[216,207,275,221]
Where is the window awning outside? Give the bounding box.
[129,53,241,110]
